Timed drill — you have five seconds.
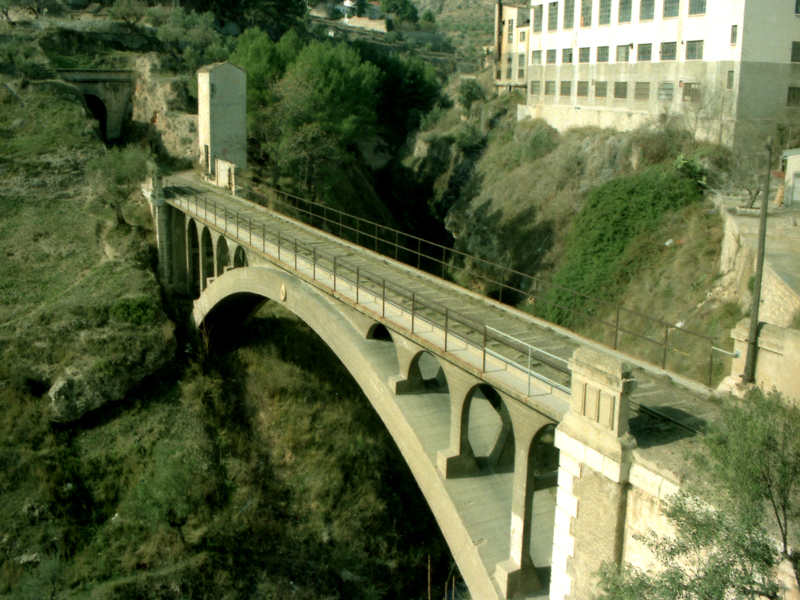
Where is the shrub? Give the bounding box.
[109,295,160,326]
[542,166,703,323]
[458,78,484,111]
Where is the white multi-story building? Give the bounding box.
[494,0,800,148]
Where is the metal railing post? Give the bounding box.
[294,238,298,271]
[214,202,217,226]
[441,247,446,278]
[411,292,415,333]
[236,212,239,238]
[482,326,487,372]
[262,224,265,252]
[662,325,669,368]
[333,256,337,292]
[444,308,448,352]
[204,198,207,220]
[249,218,252,246]
[375,223,378,251]
[277,231,281,262]
[614,307,621,350]
[527,346,532,396]
[417,239,421,269]
[313,247,316,280]
[356,267,360,304]
[571,291,577,330]
[382,279,386,318]
[395,231,399,260]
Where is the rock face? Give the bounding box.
[48,325,173,422]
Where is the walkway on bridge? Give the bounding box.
[166,171,721,434]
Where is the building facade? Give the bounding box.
[494,0,800,147]
[198,62,247,177]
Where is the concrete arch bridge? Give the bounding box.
[144,173,718,600]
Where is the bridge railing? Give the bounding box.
[232,181,727,387]
[168,186,572,397]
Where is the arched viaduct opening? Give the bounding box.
[464,384,514,473]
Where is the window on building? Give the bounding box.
[792,42,800,62]
[547,49,557,63]
[664,0,679,17]
[561,80,572,96]
[496,69,501,80]
[580,0,592,26]
[658,81,674,100]
[596,81,608,97]
[614,81,628,98]
[519,53,526,66]
[599,0,611,24]
[727,70,734,89]
[520,31,526,41]
[564,0,575,28]
[617,44,631,62]
[577,81,590,96]
[519,68,526,78]
[788,86,800,107]
[731,25,738,45]
[532,50,543,64]
[548,2,559,30]
[530,80,542,96]
[563,48,574,63]
[508,19,514,42]
[533,5,543,31]
[506,67,513,79]
[579,47,590,62]
[689,0,705,14]
[661,42,677,60]
[635,82,650,99]
[796,0,800,15]
[618,0,632,22]
[640,0,654,20]
[638,43,652,61]
[686,40,704,60]
[545,80,557,95]
[597,46,610,62]
[683,82,701,102]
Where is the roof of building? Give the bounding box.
[197,62,246,74]
[782,148,800,158]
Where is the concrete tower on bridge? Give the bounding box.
[198,62,247,183]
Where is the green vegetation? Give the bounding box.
[597,388,800,599]
[542,164,704,323]
[109,295,161,326]
[457,78,484,111]
[87,146,154,225]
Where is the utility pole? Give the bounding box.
[742,137,772,384]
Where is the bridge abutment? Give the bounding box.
[550,348,637,600]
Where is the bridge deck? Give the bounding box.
[166,172,722,438]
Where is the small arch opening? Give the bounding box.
[187,221,200,298]
[216,237,231,276]
[201,227,214,290]
[465,384,514,473]
[367,323,392,341]
[407,350,449,392]
[233,246,248,268]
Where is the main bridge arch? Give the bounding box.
[193,266,560,600]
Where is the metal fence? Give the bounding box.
[167,184,572,398]
[233,182,732,387]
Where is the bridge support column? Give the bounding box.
[494,400,553,598]
[145,174,172,285]
[436,368,482,478]
[549,348,637,600]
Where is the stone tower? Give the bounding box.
[197,62,247,177]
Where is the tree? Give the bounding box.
[597,492,782,600]
[421,8,435,23]
[87,146,153,226]
[381,0,418,23]
[355,0,367,17]
[458,78,485,111]
[279,41,381,149]
[701,388,800,557]
[107,0,145,29]
[597,388,800,600]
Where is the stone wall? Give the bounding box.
[730,319,800,406]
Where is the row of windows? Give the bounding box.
[530,79,704,101]
[530,0,706,32]
[528,40,702,65]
